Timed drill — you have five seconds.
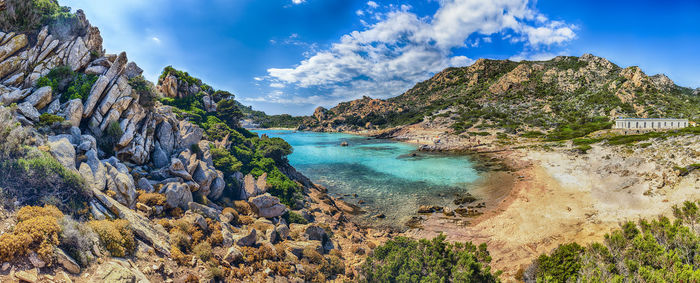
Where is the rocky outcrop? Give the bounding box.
[48,137,76,169]
[93,258,149,283]
[249,194,287,218]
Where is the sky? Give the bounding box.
[60,0,700,116]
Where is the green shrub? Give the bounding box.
[37,113,64,127]
[98,121,123,156]
[36,66,97,103]
[532,202,700,282]
[0,0,74,34]
[283,211,308,225]
[362,234,500,282]
[128,75,157,109]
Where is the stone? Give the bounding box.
[84,65,107,75]
[56,248,80,274]
[0,34,27,62]
[92,188,170,256]
[15,269,38,283]
[48,137,76,169]
[187,202,220,220]
[136,202,152,215]
[105,163,138,208]
[1,262,9,271]
[24,86,52,110]
[168,158,192,180]
[266,228,279,244]
[0,88,30,105]
[46,98,61,114]
[156,121,174,154]
[256,172,268,194]
[162,182,192,210]
[124,62,143,79]
[92,258,150,283]
[55,271,72,283]
[304,225,328,242]
[83,52,127,118]
[184,211,208,231]
[177,120,203,149]
[221,222,236,247]
[286,241,323,258]
[224,246,243,264]
[243,174,261,199]
[28,251,46,268]
[249,194,287,218]
[67,37,90,71]
[276,224,290,240]
[209,173,225,200]
[192,162,216,195]
[233,228,257,247]
[152,142,169,168]
[137,178,154,192]
[61,99,83,127]
[17,101,40,121]
[85,149,107,190]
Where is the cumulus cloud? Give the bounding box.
[292,0,305,4]
[266,0,577,105]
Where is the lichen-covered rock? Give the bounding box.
[249,193,287,218]
[17,101,39,121]
[48,136,76,169]
[161,182,192,210]
[61,98,83,127]
[92,258,150,283]
[24,86,52,110]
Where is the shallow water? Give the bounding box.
[254,130,481,229]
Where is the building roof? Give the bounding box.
[614,117,688,121]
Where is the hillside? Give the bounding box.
[302,55,700,139]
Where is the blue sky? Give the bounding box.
[61,0,700,115]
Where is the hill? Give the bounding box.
[302,55,700,140]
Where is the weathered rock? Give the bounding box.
[28,251,46,268]
[224,246,243,264]
[152,142,169,168]
[202,95,216,112]
[168,158,192,180]
[286,241,323,258]
[161,182,192,210]
[92,258,150,283]
[56,248,80,274]
[24,86,52,110]
[84,65,107,75]
[187,202,220,220]
[67,37,90,71]
[304,225,328,242]
[48,137,76,169]
[0,34,27,62]
[105,162,138,208]
[183,211,208,231]
[46,98,61,114]
[177,120,203,149]
[209,173,225,200]
[0,88,30,105]
[249,194,287,218]
[83,52,127,118]
[124,62,143,79]
[192,161,216,195]
[221,222,236,247]
[17,101,40,121]
[233,228,257,247]
[256,172,268,193]
[156,121,174,154]
[266,228,279,244]
[92,188,170,256]
[137,178,154,192]
[276,224,290,240]
[61,99,83,127]
[15,269,38,283]
[243,174,261,199]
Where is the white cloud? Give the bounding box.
[356,10,365,16]
[151,37,161,44]
[266,0,577,105]
[292,0,305,4]
[270,83,286,88]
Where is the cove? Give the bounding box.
[254,129,481,229]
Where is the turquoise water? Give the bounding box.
[254,130,481,228]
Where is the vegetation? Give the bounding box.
[36,65,98,103]
[88,219,135,257]
[528,200,700,282]
[0,205,63,262]
[97,121,123,156]
[362,234,500,282]
[128,75,157,109]
[546,116,613,141]
[37,113,65,127]
[0,0,75,34]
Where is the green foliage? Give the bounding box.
[217,99,243,128]
[97,121,123,156]
[36,66,97,103]
[0,0,74,34]
[283,211,308,225]
[256,136,292,163]
[546,116,613,141]
[532,201,700,282]
[521,131,544,138]
[555,57,589,70]
[37,113,64,127]
[128,75,157,109]
[362,234,500,283]
[0,149,89,212]
[535,243,585,282]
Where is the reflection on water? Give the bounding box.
[254,130,481,229]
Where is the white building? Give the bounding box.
[614,118,689,130]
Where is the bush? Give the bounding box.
[0,106,31,159]
[37,113,65,127]
[98,121,123,156]
[534,243,584,282]
[0,0,73,34]
[128,76,157,109]
[0,149,89,211]
[283,211,308,225]
[88,219,135,257]
[0,205,63,262]
[36,66,97,103]
[362,234,500,282]
[192,241,213,261]
[137,192,166,206]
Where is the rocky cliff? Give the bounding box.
[0,4,388,282]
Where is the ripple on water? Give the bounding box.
[254,130,481,230]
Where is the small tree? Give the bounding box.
[216,99,243,128]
